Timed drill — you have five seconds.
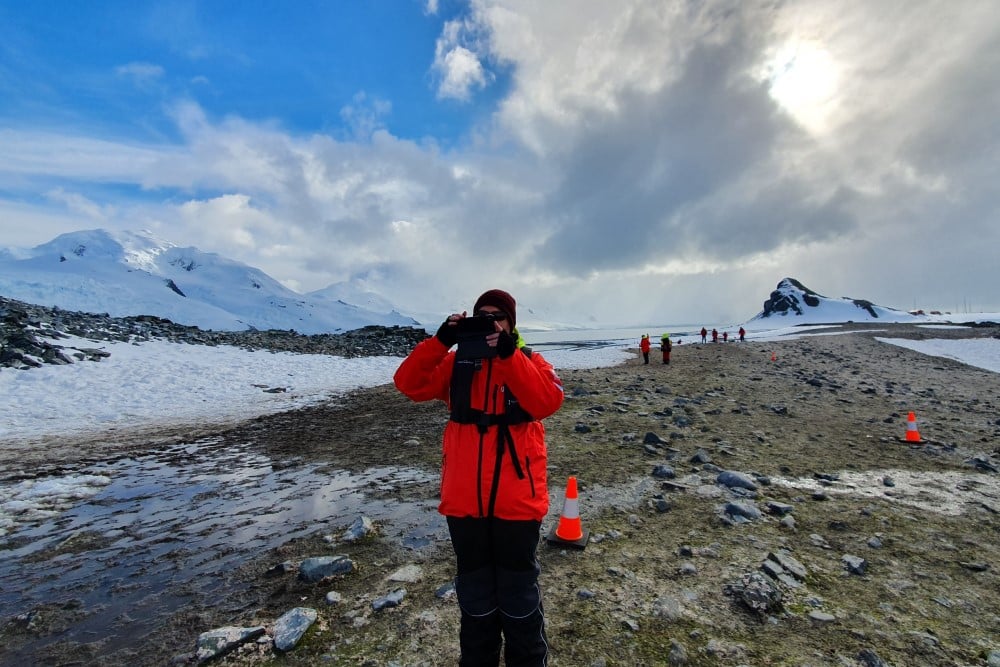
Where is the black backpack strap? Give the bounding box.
[486,420,525,517]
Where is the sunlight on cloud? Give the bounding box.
[472,2,694,153]
[759,40,841,133]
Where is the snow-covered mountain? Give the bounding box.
[0,229,418,333]
[749,278,928,324]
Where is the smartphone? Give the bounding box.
[454,315,498,360]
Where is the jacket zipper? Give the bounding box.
[476,360,495,517]
[526,456,535,498]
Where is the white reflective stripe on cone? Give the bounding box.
[561,498,579,519]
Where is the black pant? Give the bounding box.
[447,516,548,666]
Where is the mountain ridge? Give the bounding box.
[0,229,418,334]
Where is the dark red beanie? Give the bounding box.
[473,289,517,329]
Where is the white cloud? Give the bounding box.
[339,92,392,139]
[115,61,165,86]
[436,45,489,101]
[432,18,491,101]
[45,188,113,221]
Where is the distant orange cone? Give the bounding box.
[904,411,922,442]
[546,476,589,550]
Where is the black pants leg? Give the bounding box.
[448,517,547,666]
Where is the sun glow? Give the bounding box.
[761,40,840,133]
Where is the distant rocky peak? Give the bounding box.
[762,278,823,316]
[754,277,915,322]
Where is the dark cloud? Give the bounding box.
[685,182,861,259]
[525,19,794,275]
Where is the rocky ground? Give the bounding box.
[3,320,1000,666]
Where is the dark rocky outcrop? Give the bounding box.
[761,278,823,316]
[0,295,429,371]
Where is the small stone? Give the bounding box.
[652,464,676,479]
[388,564,423,583]
[808,611,836,624]
[668,640,688,665]
[679,562,698,575]
[342,516,375,542]
[842,554,868,575]
[716,470,758,491]
[299,555,354,583]
[723,501,761,522]
[196,626,266,662]
[766,501,794,516]
[690,449,712,463]
[372,588,406,611]
[273,607,318,652]
[652,497,671,513]
[435,582,456,599]
[958,561,989,572]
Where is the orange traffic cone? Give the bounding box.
[546,476,589,550]
[904,411,923,442]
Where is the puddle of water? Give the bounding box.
[0,439,445,662]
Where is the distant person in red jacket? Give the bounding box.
[640,334,651,364]
[739,327,746,342]
[700,327,708,343]
[394,289,563,666]
[723,331,729,343]
[711,328,719,343]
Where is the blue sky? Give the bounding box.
[1,1,502,143]
[1,1,999,326]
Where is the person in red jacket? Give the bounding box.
[639,334,651,364]
[394,289,563,667]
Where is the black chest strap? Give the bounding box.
[448,355,537,516]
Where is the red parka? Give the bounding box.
[394,336,564,521]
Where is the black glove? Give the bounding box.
[496,330,516,359]
[436,319,458,348]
